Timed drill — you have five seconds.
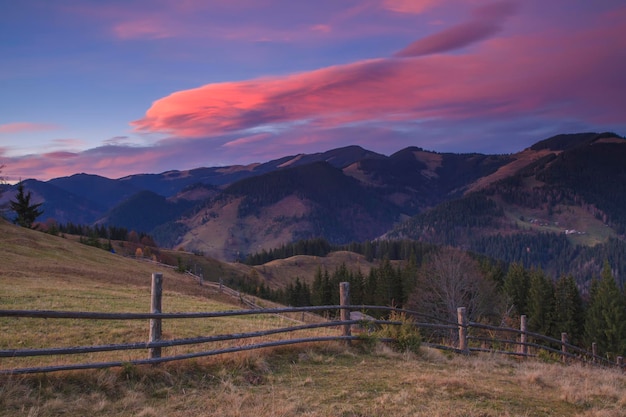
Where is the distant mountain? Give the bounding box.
[0,179,103,224]
[98,190,196,234]
[5,132,626,281]
[387,132,626,283]
[116,145,385,197]
[49,173,140,210]
[344,147,511,215]
[176,161,401,260]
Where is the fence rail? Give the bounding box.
[1,274,623,375]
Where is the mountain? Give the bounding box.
[115,145,384,197]
[387,132,626,283]
[3,131,625,281]
[98,190,196,234]
[0,179,103,224]
[49,173,141,210]
[175,161,402,260]
[343,147,511,215]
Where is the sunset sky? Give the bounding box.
[1,0,625,182]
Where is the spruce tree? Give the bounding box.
[503,263,530,317]
[584,262,626,358]
[526,269,555,336]
[10,182,43,228]
[553,274,584,344]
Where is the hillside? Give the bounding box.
[2,219,626,417]
[0,219,233,304]
[176,162,401,260]
[388,132,626,282]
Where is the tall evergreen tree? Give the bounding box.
[349,269,365,306]
[503,263,530,317]
[526,269,555,336]
[553,274,584,345]
[311,267,324,306]
[584,262,626,358]
[10,182,43,228]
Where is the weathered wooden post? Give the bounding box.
[520,315,528,356]
[561,332,568,363]
[339,282,351,343]
[457,307,468,354]
[149,272,163,359]
[592,342,598,363]
[617,356,624,368]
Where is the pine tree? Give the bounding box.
[503,263,530,317]
[311,267,324,306]
[553,275,584,345]
[10,182,43,228]
[584,262,626,358]
[526,269,555,336]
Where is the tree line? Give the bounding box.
[236,245,626,359]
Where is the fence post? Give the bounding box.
[520,315,528,356]
[592,342,597,363]
[149,272,163,359]
[457,307,468,354]
[339,282,351,343]
[617,356,624,368]
[561,332,568,363]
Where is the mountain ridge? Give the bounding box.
[1,132,624,275]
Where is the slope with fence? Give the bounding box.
[1,273,622,375]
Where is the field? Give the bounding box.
[2,220,626,416]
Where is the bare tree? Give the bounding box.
[407,247,499,327]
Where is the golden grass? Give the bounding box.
[0,220,336,370]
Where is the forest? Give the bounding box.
[238,238,626,359]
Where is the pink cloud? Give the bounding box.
[395,1,517,57]
[42,151,80,160]
[222,133,272,148]
[382,0,440,14]
[132,3,625,142]
[0,122,60,134]
[4,145,167,181]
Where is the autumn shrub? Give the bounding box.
[376,311,421,354]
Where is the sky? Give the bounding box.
[1,0,625,182]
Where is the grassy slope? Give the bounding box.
[0,219,314,367]
[2,219,626,416]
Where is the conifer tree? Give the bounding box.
[10,181,43,228]
[503,263,530,317]
[311,267,324,306]
[553,274,584,345]
[526,269,555,336]
[361,268,374,302]
[349,269,365,306]
[584,262,626,358]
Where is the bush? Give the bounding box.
[376,311,421,354]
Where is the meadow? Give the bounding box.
[1,220,626,416]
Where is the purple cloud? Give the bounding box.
[395,1,518,57]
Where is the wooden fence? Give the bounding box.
[0,273,623,375]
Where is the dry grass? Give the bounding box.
[0,220,335,369]
[2,346,626,417]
